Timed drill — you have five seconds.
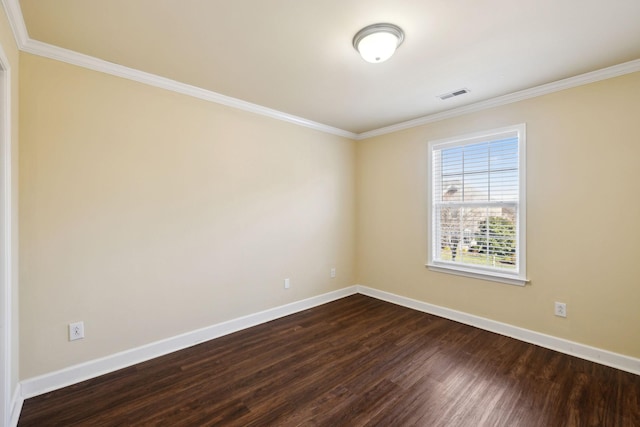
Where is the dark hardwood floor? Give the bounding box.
[19,295,640,426]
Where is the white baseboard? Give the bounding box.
[17,283,640,414]
[20,286,359,399]
[9,383,22,427]
[356,285,640,376]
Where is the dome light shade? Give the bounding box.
[353,23,404,63]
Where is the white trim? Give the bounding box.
[14,284,640,415]
[356,59,640,140]
[1,4,356,139]
[0,40,12,427]
[8,385,21,427]
[0,0,27,49]
[426,124,521,148]
[20,286,358,399]
[357,285,640,376]
[19,38,356,140]
[427,123,527,285]
[426,264,528,286]
[4,1,640,141]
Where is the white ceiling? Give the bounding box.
[14,0,640,134]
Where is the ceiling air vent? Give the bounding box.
[438,88,470,100]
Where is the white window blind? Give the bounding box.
[428,124,527,285]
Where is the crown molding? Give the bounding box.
[2,0,356,139]
[21,39,357,139]
[3,0,639,142]
[1,0,27,49]
[357,58,640,140]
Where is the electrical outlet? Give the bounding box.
[284,278,290,289]
[330,268,336,278]
[554,302,567,318]
[69,321,85,341]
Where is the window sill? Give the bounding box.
[426,263,529,286]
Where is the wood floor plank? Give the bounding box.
[18,295,640,426]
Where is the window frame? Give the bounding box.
[427,124,528,286]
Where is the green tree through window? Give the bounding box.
[473,216,516,263]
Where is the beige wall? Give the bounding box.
[15,34,640,381]
[0,1,20,397]
[19,53,356,378]
[356,72,640,358]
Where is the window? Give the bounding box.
[427,124,527,286]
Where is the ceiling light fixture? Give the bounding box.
[353,23,404,63]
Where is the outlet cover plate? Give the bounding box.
[554,302,567,318]
[69,321,85,341]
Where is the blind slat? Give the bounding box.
[432,135,520,272]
